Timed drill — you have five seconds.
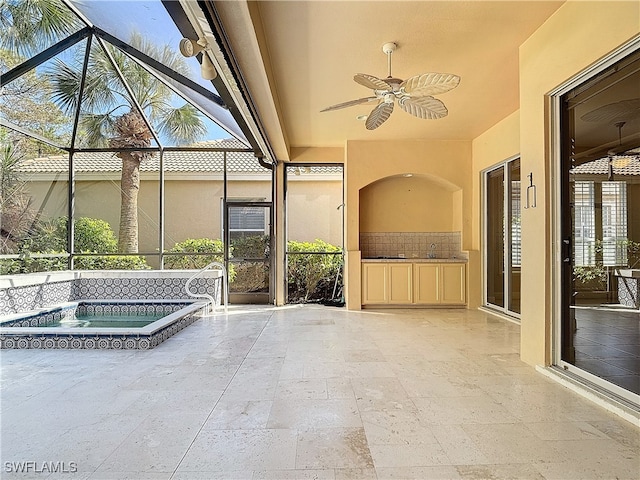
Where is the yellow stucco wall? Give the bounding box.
[359,176,456,233]
[518,0,640,365]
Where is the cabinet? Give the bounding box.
[363,262,466,306]
[362,263,412,304]
[413,264,440,304]
[388,263,413,303]
[440,263,466,304]
[362,263,387,304]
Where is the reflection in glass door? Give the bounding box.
[484,158,521,317]
[558,48,640,400]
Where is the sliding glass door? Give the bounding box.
[557,48,640,399]
[484,158,521,317]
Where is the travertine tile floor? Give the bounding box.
[1,306,639,479]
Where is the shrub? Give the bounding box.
[164,238,234,280]
[1,217,149,273]
[0,252,67,275]
[231,234,269,258]
[74,217,118,253]
[73,255,150,270]
[287,239,342,303]
[227,235,269,292]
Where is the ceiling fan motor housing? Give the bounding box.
[382,42,397,55]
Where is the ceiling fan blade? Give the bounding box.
[398,96,448,119]
[354,73,392,91]
[365,102,394,130]
[320,96,378,112]
[401,73,460,97]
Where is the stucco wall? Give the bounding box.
[286,179,343,246]
[25,177,342,254]
[359,176,457,233]
[518,0,640,365]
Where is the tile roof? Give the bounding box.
[17,138,343,176]
[570,156,640,176]
[17,139,267,174]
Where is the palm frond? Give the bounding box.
[77,113,114,148]
[47,58,82,115]
[0,0,83,57]
[156,104,206,145]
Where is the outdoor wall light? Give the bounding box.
[179,38,206,57]
[179,37,217,80]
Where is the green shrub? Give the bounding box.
[232,235,269,258]
[74,217,118,253]
[73,255,150,270]
[164,238,234,280]
[287,239,342,303]
[22,217,119,254]
[1,217,149,273]
[0,253,67,275]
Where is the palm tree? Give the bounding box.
[2,1,207,254]
[0,0,81,58]
[48,33,206,253]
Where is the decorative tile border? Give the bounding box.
[0,281,74,316]
[0,271,222,316]
[0,305,202,350]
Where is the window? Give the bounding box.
[573,181,627,266]
[228,206,266,239]
[511,180,522,266]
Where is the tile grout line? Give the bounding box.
[168,311,274,480]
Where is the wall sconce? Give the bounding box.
[179,37,217,80]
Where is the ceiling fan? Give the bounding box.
[581,98,640,174]
[321,42,460,130]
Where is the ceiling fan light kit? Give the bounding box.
[321,42,460,130]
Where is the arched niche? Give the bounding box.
[359,174,462,233]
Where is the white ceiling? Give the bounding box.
[212,1,566,160]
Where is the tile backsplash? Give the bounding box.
[360,232,465,259]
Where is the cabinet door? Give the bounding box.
[362,263,388,304]
[388,263,413,303]
[441,263,466,304]
[413,264,440,304]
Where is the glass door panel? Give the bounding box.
[508,159,521,314]
[486,167,505,308]
[559,49,640,399]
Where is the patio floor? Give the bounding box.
[1,305,638,479]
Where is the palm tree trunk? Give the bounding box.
[118,152,140,253]
[111,111,151,254]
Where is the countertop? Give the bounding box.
[361,257,467,263]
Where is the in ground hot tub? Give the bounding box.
[0,300,205,349]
